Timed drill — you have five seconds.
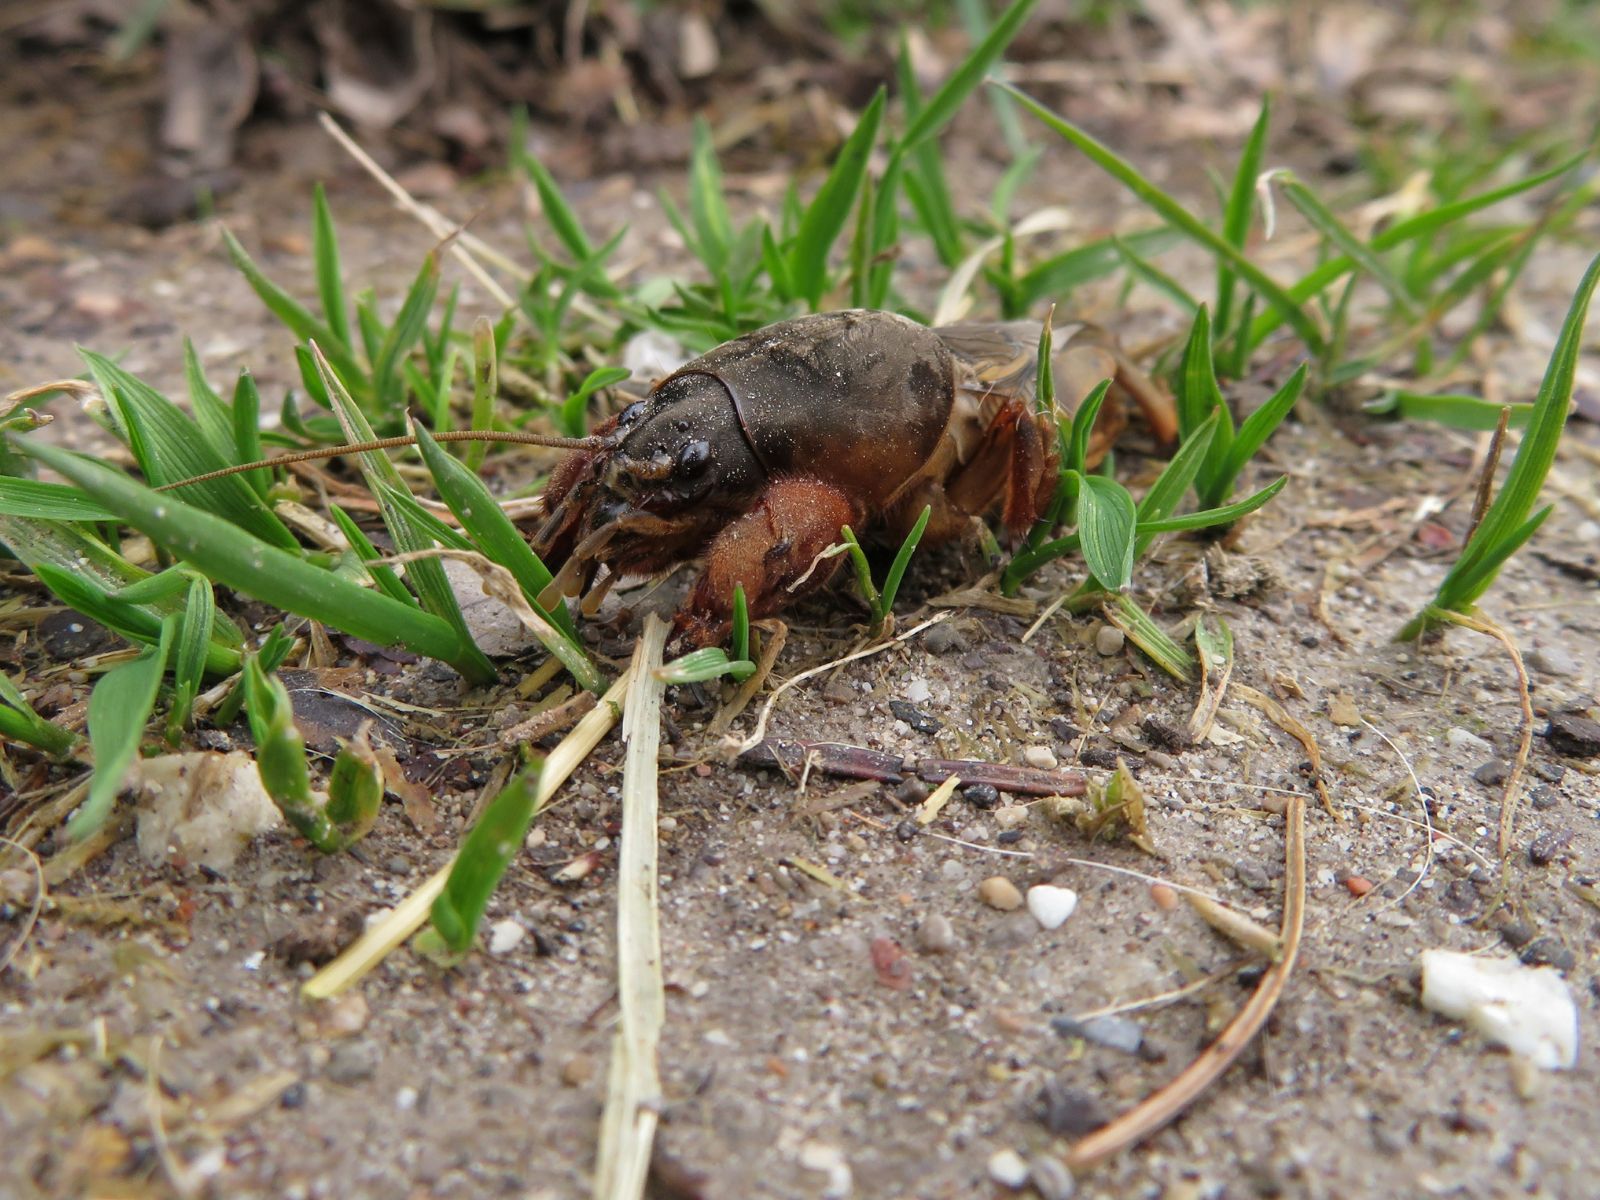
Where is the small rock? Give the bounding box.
[1150,883,1179,911]
[895,777,931,805]
[488,919,526,955]
[986,1148,1030,1190]
[325,1040,379,1085]
[797,1141,852,1199]
[1473,760,1510,787]
[1343,875,1375,897]
[1545,712,1600,757]
[1026,885,1079,930]
[1529,644,1579,677]
[924,623,968,655]
[1444,727,1494,756]
[1519,937,1576,972]
[978,876,1024,911]
[1094,625,1125,656]
[561,1054,595,1086]
[1528,829,1571,866]
[1234,858,1272,892]
[1023,745,1058,770]
[1532,761,1567,784]
[903,678,933,705]
[888,699,941,734]
[1529,785,1561,810]
[1052,1014,1142,1054]
[993,804,1029,831]
[962,782,1000,809]
[314,992,370,1039]
[1036,1079,1107,1136]
[894,819,920,842]
[918,913,957,954]
[1498,920,1536,949]
[1029,1155,1076,1200]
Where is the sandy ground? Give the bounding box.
[3,15,1600,1200]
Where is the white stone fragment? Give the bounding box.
[1026,885,1079,931]
[487,919,527,955]
[134,751,282,870]
[1421,949,1578,1070]
[987,1148,1030,1189]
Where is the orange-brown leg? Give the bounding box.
[674,477,860,648]
[941,401,1060,539]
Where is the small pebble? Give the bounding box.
[487,919,526,955]
[903,678,932,705]
[1026,885,1079,930]
[978,876,1024,911]
[1473,760,1510,787]
[1234,858,1271,892]
[325,1040,379,1085]
[1029,1154,1076,1200]
[1343,875,1374,897]
[1444,727,1494,756]
[1024,744,1058,769]
[1094,625,1126,656]
[1150,883,1179,911]
[993,804,1028,831]
[918,913,957,954]
[1546,712,1600,758]
[962,781,999,809]
[1052,1014,1142,1054]
[924,623,968,655]
[797,1141,852,1199]
[1519,937,1576,972]
[1528,829,1571,866]
[986,1148,1030,1189]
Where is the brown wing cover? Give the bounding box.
[666,310,956,508]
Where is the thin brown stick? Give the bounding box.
[154,429,602,492]
[1234,683,1336,817]
[1466,406,1512,545]
[1065,791,1306,1170]
[1435,609,1533,857]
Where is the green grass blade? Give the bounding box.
[559,366,631,440]
[71,625,170,841]
[312,182,352,349]
[372,249,442,414]
[0,478,115,521]
[425,765,545,956]
[465,317,497,468]
[896,42,963,267]
[1067,378,1112,476]
[182,338,235,463]
[1276,174,1418,318]
[1222,362,1306,485]
[1076,474,1137,592]
[657,647,756,684]
[731,584,750,664]
[314,345,493,682]
[1373,390,1535,431]
[879,504,933,622]
[1135,475,1287,533]
[413,426,596,674]
[327,504,419,607]
[1113,236,1198,313]
[688,118,734,272]
[839,527,879,613]
[0,671,79,756]
[166,573,213,737]
[902,0,1037,153]
[1245,153,1585,352]
[1130,411,1220,559]
[21,440,478,672]
[1215,95,1271,345]
[790,86,887,307]
[81,351,299,550]
[231,371,267,496]
[1003,84,1325,354]
[222,227,368,389]
[1010,229,1178,315]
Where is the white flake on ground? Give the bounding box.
[1420,949,1578,1070]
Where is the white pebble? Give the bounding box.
[904,677,932,704]
[1444,727,1493,756]
[1421,949,1578,1070]
[487,919,526,955]
[1024,745,1058,770]
[987,1148,1031,1189]
[1027,885,1079,931]
[1095,625,1126,656]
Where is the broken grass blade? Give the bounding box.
[594,615,669,1200]
[0,671,80,756]
[1001,85,1325,354]
[1102,594,1194,682]
[302,669,632,999]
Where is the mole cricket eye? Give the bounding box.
[675,439,712,477]
[617,401,648,427]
